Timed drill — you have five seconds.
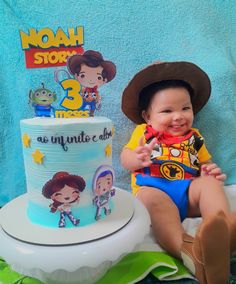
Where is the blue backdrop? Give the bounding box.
[1,0,236,205]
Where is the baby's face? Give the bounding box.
[143,87,194,136]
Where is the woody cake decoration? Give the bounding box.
[54,50,116,118]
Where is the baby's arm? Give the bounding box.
[120,137,157,172]
[201,161,227,182]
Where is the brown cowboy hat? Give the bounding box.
[67,50,116,82]
[122,61,211,124]
[42,172,86,199]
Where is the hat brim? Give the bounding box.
[122,61,211,124]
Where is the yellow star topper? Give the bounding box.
[22,133,31,148]
[105,144,112,157]
[32,149,45,164]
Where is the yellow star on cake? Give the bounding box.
[22,133,31,148]
[32,149,44,164]
[105,144,112,157]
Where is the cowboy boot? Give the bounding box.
[181,212,230,284]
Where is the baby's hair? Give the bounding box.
[138,80,195,113]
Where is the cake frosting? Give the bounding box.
[20,117,115,228]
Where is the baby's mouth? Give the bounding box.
[170,124,185,130]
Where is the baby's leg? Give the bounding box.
[188,175,230,218]
[187,176,230,283]
[137,186,184,258]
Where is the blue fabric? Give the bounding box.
[1,1,236,205]
[135,174,191,221]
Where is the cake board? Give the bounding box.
[0,188,151,284]
[1,188,135,245]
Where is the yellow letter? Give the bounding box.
[55,110,68,118]
[34,52,44,64]
[55,28,70,47]
[48,51,59,64]
[68,27,84,46]
[20,29,38,49]
[60,79,83,110]
[37,28,55,49]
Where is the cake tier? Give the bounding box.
[20,117,114,228]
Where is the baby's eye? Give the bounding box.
[161,109,172,113]
[79,74,85,78]
[183,106,191,111]
[55,192,62,196]
[97,76,102,80]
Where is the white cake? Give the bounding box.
[20,117,115,228]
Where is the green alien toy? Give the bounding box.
[29,83,57,117]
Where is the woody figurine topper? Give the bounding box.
[67,50,116,116]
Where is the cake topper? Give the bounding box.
[29,83,57,117]
[92,165,115,220]
[54,50,116,118]
[42,172,86,228]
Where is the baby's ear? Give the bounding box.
[142,110,150,123]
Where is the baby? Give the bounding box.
[120,61,236,284]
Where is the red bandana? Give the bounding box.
[84,86,98,93]
[145,125,194,146]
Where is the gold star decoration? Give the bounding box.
[22,133,31,148]
[105,144,112,157]
[32,149,45,164]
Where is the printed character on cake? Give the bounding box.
[67,50,116,116]
[42,172,86,228]
[92,166,115,220]
[29,83,57,117]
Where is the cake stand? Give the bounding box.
[0,188,150,284]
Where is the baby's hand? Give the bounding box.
[134,137,157,168]
[201,163,227,182]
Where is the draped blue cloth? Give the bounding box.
[1,0,236,205]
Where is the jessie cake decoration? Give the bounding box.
[42,172,86,228]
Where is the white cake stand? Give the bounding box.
[0,188,150,284]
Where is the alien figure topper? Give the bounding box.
[29,83,57,117]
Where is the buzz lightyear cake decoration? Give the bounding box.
[92,166,115,221]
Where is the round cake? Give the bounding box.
[20,117,115,228]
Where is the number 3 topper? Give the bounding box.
[60,79,83,110]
